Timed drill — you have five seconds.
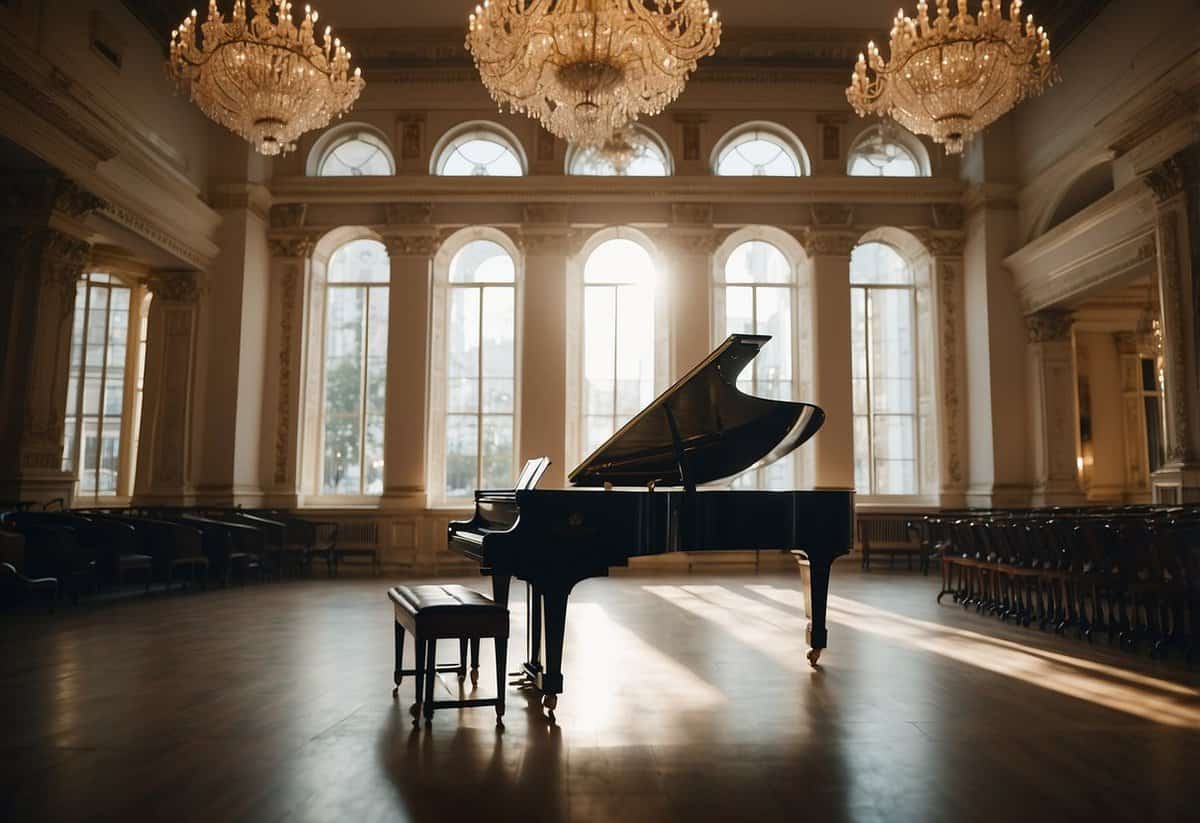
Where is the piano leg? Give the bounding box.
[491,573,511,607]
[794,550,832,667]
[537,582,574,716]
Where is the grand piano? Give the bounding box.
[449,334,854,714]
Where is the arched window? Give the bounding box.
[433,123,526,176]
[320,238,390,495]
[713,231,810,489]
[62,273,150,500]
[567,125,671,176]
[713,123,809,176]
[580,237,659,456]
[308,124,395,176]
[851,242,918,495]
[847,124,928,177]
[437,236,519,502]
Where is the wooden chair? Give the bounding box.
[388,584,509,727]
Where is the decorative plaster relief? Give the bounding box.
[274,263,299,485]
[1155,209,1192,462]
[1026,310,1074,343]
[400,118,423,159]
[670,202,713,225]
[523,203,570,225]
[937,261,964,485]
[802,228,857,256]
[385,202,433,225]
[268,235,318,259]
[381,233,439,257]
[1145,157,1184,204]
[52,178,106,219]
[931,203,964,230]
[809,203,854,227]
[269,203,307,229]
[146,270,202,303]
[99,201,211,271]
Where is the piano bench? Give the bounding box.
[388,584,509,727]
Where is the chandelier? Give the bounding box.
[467,1,721,146]
[846,0,1053,155]
[168,0,364,156]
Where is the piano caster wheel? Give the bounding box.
[392,686,398,698]
[470,669,479,686]
[806,648,822,668]
[542,694,558,713]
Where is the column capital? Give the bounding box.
[1145,157,1185,205]
[269,203,308,229]
[380,232,440,258]
[1025,309,1074,344]
[267,233,319,259]
[802,227,858,257]
[146,270,203,303]
[655,227,725,258]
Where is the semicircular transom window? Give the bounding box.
[569,128,670,176]
[317,133,395,176]
[849,140,920,177]
[716,130,803,176]
[437,131,524,176]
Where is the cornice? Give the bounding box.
[98,200,217,271]
[208,183,272,221]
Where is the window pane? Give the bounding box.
[584,286,616,415]
[481,286,515,378]
[873,414,916,494]
[851,242,912,285]
[450,240,515,283]
[569,128,669,176]
[328,239,390,283]
[853,415,871,494]
[445,414,479,498]
[99,426,120,493]
[725,241,791,284]
[584,238,655,285]
[319,135,394,176]
[481,415,514,488]
[615,284,654,416]
[439,136,523,176]
[365,288,388,417]
[754,287,792,387]
[717,133,801,176]
[364,414,385,494]
[323,413,361,495]
[868,289,915,414]
[725,286,754,335]
[482,378,514,414]
[585,415,615,455]
[448,288,480,378]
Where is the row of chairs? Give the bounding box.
[0,506,343,609]
[911,506,1200,662]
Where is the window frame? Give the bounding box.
[428,227,523,508]
[62,271,150,504]
[430,121,528,177]
[711,121,811,177]
[306,122,396,177]
[565,124,673,176]
[846,124,931,178]
[711,228,813,490]
[850,241,921,497]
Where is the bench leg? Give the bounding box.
[393,622,405,695]
[458,638,468,679]
[470,638,481,686]
[412,635,426,726]
[423,639,437,724]
[495,636,507,721]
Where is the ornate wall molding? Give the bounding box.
[670,202,713,225]
[1026,309,1075,343]
[931,203,964,230]
[274,262,300,485]
[98,201,212,271]
[146,270,203,303]
[267,234,318,258]
[385,202,433,226]
[1155,209,1192,463]
[269,203,307,229]
[937,260,964,486]
[381,233,439,257]
[37,229,92,318]
[809,203,854,227]
[522,202,570,225]
[1145,157,1185,204]
[52,178,106,220]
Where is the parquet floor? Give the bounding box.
[3,564,1199,822]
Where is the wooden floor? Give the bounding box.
[3,564,1199,823]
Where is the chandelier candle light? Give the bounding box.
[168,0,364,156]
[846,0,1054,155]
[467,0,721,147]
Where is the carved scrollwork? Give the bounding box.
[40,230,92,318]
[381,233,439,257]
[1025,309,1074,344]
[1145,158,1184,204]
[802,228,858,256]
[146,271,203,303]
[939,261,963,485]
[52,179,106,219]
[268,235,318,258]
[927,232,966,257]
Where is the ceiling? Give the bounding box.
[127,1,1111,56]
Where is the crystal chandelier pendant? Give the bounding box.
[168,0,364,156]
[846,0,1055,155]
[467,1,722,147]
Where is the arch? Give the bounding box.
[434,225,524,280]
[855,226,931,265]
[311,225,384,267]
[712,225,809,281]
[846,123,930,177]
[1044,160,1116,233]
[306,122,395,176]
[430,120,528,176]
[711,121,811,176]
[565,124,673,176]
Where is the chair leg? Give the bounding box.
[470,638,481,686]
[494,636,507,721]
[412,636,426,726]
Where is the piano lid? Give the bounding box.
[568,334,825,489]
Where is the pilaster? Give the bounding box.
[380,230,438,509]
[659,215,722,380]
[1026,310,1085,506]
[1147,148,1200,503]
[928,236,969,507]
[134,271,202,505]
[803,226,856,491]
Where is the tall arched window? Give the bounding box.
[321,238,390,495]
[567,125,671,176]
[433,123,526,176]
[713,123,809,176]
[714,233,809,489]
[847,124,928,177]
[580,237,658,456]
[851,242,918,495]
[439,238,518,501]
[308,124,395,176]
[62,273,150,499]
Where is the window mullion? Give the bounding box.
[359,286,370,494]
[476,284,485,490]
[97,284,112,495]
[864,286,876,495]
[73,281,91,485]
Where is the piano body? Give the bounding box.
[449,334,854,713]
